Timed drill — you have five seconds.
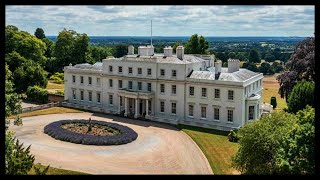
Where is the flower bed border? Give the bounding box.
[44,119,138,145]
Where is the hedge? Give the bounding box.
[49,72,64,84]
[44,119,138,145]
[26,86,48,103]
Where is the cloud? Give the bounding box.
[5,5,315,36]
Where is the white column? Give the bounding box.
[134,98,138,118]
[124,97,128,116]
[118,96,121,114]
[146,99,149,116]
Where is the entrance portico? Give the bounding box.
[118,89,154,119]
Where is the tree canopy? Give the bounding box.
[34,28,46,39]
[248,49,261,63]
[113,44,128,58]
[185,34,209,54]
[5,64,21,118]
[287,81,314,114]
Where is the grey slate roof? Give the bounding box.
[73,62,102,70]
[112,54,206,64]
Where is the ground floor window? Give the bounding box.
[97,92,101,103]
[171,103,176,114]
[214,108,219,120]
[189,105,194,117]
[228,110,233,122]
[160,101,165,112]
[120,96,122,106]
[249,106,255,120]
[80,91,84,100]
[201,106,206,119]
[88,91,92,102]
[72,89,76,100]
[109,95,113,105]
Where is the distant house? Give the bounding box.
[63,45,264,131]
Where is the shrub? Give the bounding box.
[55,90,64,96]
[14,115,23,126]
[49,72,64,84]
[287,81,314,114]
[270,97,277,109]
[26,86,48,104]
[44,119,138,145]
[228,129,239,142]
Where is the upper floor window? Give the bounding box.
[160,84,165,93]
[202,88,207,97]
[109,66,113,72]
[138,68,142,75]
[80,76,84,84]
[160,101,165,112]
[189,105,194,117]
[72,75,76,83]
[249,106,255,120]
[128,67,133,74]
[118,80,122,89]
[172,85,176,95]
[109,79,113,87]
[88,77,92,85]
[147,68,152,75]
[201,106,207,119]
[228,90,234,100]
[189,87,194,96]
[214,108,220,120]
[96,78,101,86]
[147,83,152,92]
[128,81,133,89]
[80,90,84,100]
[138,82,142,91]
[118,66,123,73]
[88,91,92,102]
[214,89,220,99]
[160,69,165,76]
[171,103,176,114]
[228,110,233,122]
[172,70,177,78]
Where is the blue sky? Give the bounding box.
[5,5,315,37]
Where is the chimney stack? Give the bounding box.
[164,46,173,57]
[215,60,222,79]
[128,45,134,55]
[228,59,240,73]
[176,46,184,60]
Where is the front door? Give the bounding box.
[139,101,143,115]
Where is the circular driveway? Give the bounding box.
[10,113,213,174]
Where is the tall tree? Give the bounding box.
[199,35,209,54]
[259,62,274,75]
[34,28,46,39]
[113,44,128,58]
[277,37,315,101]
[5,63,21,118]
[248,49,261,63]
[185,34,200,54]
[287,81,314,114]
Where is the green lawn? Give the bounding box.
[29,164,89,175]
[178,125,239,175]
[46,80,64,90]
[10,107,86,119]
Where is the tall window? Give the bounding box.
[120,96,122,106]
[172,85,176,94]
[189,87,194,96]
[171,103,176,114]
[72,75,75,83]
[128,67,133,74]
[138,68,142,75]
[228,90,234,100]
[88,77,92,85]
[228,110,233,122]
[172,70,177,77]
[160,84,165,93]
[97,92,101,103]
[147,68,152,75]
[201,106,207,118]
[72,90,76,100]
[80,91,84,100]
[80,76,84,84]
[249,106,255,120]
[88,91,92,101]
[118,80,122,89]
[214,108,219,120]
[189,105,194,117]
[128,81,133,89]
[147,83,152,92]
[96,78,101,86]
[109,95,113,105]
[109,66,113,72]
[160,69,165,76]
[109,79,113,87]
[202,88,207,97]
[214,89,220,99]
[160,101,165,112]
[138,82,142,90]
[118,66,122,73]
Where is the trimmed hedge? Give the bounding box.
[26,86,48,103]
[44,119,138,145]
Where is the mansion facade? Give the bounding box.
[63,45,264,131]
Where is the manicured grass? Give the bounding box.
[29,164,89,175]
[46,80,64,90]
[10,107,85,119]
[262,73,287,111]
[178,125,239,175]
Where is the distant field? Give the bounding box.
[262,73,287,111]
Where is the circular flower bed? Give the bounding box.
[44,119,138,145]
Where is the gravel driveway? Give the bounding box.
[9,113,213,174]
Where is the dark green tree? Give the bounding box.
[259,62,274,75]
[271,62,284,73]
[185,34,200,54]
[199,35,209,54]
[113,44,128,58]
[173,42,182,53]
[273,48,281,60]
[265,53,276,62]
[34,28,46,39]
[287,81,314,114]
[248,49,261,63]
[242,62,259,72]
[5,51,28,73]
[228,52,236,59]
[41,38,54,58]
[216,52,227,63]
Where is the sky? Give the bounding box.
[5,5,315,37]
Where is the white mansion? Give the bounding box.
[63,45,264,131]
